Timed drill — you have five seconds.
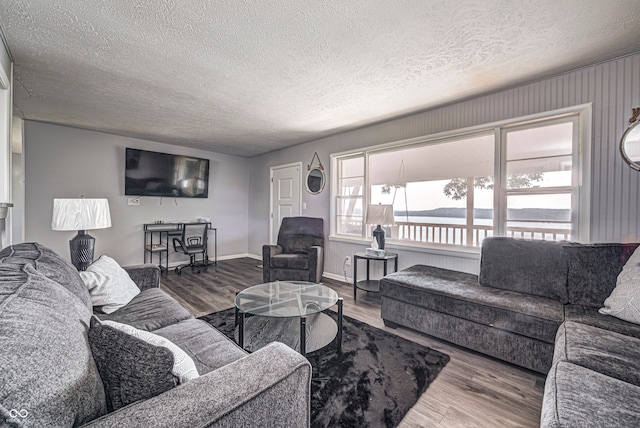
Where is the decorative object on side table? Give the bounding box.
[365,203,395,250]
[51,197,112,271]
[365,238,385,258]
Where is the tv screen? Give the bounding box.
[125,148,210,198]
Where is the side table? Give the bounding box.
[353,252,398,301]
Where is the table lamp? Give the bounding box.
[52,198,112,271]
[365,204,395,250]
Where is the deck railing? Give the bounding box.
[340,220,571,246]
[394,221,570,247]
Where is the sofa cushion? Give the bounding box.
[0,242,92,308]
[479,237,569,303]
[541,361,640,427]
[154,319,247,375]
[96,287,193,331]
[554,321,640,387]
[269,253,309,270]
[564,304,640,339]
[382,297,555,373]
[564,242,640,307]
[88,316,178,412]
[80,255,141,314]
[380,265,564,343]
[0,264,106,427]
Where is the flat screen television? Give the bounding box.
[125,148,210,198]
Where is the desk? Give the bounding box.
[353,252,398,301]
[143,223,217,273]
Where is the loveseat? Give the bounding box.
[0,242,311,428]
[379,237,640,426]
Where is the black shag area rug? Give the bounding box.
[199,308,449,428]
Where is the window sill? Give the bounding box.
[328,235,481,260]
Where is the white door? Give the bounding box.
[270,163,302,243]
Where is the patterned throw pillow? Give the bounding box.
[80,255,140,313]
[88,317,199,411]
[599,246,640,324]
[100,319,200,384]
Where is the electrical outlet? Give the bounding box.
[345,256,352,266]
[128,197,140,206]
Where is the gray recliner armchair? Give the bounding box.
[263,217,324,283]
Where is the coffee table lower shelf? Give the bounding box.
[355,279,380,293]
[235,301,343,357]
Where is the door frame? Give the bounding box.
[269,162,303,244]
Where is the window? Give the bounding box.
[368,133,495,247]
[501,119,577,241]
[335,154,365,237]
[331,106,590,249]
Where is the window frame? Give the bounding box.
[330,104,592,253]
[334,152,365,237]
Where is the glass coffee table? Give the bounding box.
[235,281,343,356]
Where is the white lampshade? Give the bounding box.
[365,204,395,226]
[52,198,112,231]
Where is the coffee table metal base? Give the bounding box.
[236,298,343,356]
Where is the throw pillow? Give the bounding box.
[88,316,177,412]
[100,319,199,384]
[599,246,640,324]
[80,255,140,313]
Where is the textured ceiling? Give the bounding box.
[1,0,640,157]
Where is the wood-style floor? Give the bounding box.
[161,258,545,428]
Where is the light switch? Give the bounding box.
[302,202,307,210]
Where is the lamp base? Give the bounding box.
[70,230,95,271]
[372,225,386,250]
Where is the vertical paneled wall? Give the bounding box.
[249,53,640,277]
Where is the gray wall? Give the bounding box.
[24,121,249,266]
[11,153,22,243]
[249,52,640,278]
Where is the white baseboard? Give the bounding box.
[322,271,351,284]
[217,253,261,261]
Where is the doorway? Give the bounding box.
[270,162,302,243]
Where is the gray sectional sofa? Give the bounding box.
[0,243,311,428]
[380,237,640,426]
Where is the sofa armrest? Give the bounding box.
[262,244,283,282]
[82,342,311,428]
[122,264,161,291]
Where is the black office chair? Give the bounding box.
[172,223,208,275]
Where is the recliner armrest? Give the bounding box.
[81,342,311,428]
[262,244,283,282]
[122,264,161,291]
[308,246,324,283]
[263,244,283,258]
